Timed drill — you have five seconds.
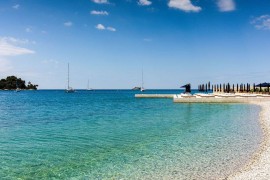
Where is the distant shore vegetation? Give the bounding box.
[0,76,38,90]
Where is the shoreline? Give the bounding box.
[228,101,270,179]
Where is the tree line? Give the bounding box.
[0,76,38,90]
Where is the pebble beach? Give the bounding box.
[229,101,270,180]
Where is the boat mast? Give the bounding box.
[141,69,144,89]
[67,63,70,89]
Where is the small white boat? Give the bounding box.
[140,69,145,92]
[174,93,196,99]
[87,79,93,91]
[65,63,75,93]
[15,80,20,92]
[181,93,195,98]
[66,87,75,93]
[195,93,215,98]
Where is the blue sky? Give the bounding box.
[0,0,270,89]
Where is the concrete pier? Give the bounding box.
[135,93,270,103]
[173,97,270,103]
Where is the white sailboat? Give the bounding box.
[65,63,75,93]
[15,79,21,92]
[87,79,93,91]
[140,69,145,92]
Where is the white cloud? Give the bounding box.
[217,0,235,12]
[143,38,152,42]
[251,15,270,30]
[168,0,201,12]
[42,59,59,64]
[138,0,152,6]
[96,24,106,30]
[90,10,109,15]
[64,21,73,27]
[12,4,20,9]
[25,27,32,33]
[92,0,109,4]
[0,38,36,79]
[0,59,13,73]
[107,27,116,31]
[0,37,34,45]
[95,24,116,32]
[42,59,59,68]
[0,37,35,56]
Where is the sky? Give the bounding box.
[0,0,270,89]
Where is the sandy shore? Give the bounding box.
[228,101,270,180]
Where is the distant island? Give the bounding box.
[0,76,38,90]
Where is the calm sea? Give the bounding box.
[0,90,262,179]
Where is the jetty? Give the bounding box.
[135,93,270,103]
[135,82,270,103]
[173,94,270,103]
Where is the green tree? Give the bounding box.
[27,81,38,90]
[0,76,38,90]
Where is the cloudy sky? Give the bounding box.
[0,0,270,89]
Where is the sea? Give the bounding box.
[0,90,262,179]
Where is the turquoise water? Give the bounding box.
[0,90,262,179]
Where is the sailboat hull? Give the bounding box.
[65,89,75,93]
